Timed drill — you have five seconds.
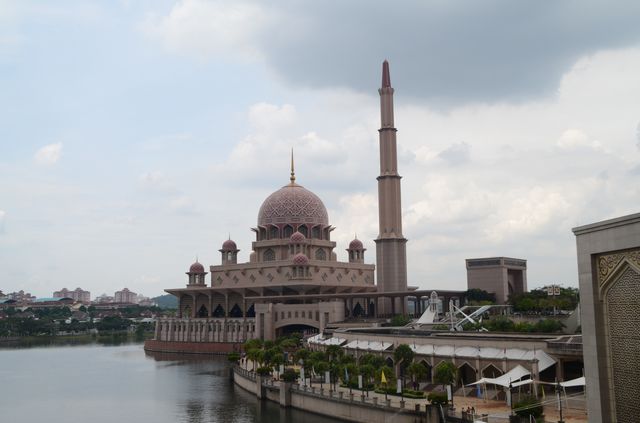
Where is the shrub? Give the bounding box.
[513,395,543,419]
[256,366,272,376]
[281,368,298,383]
[427,391,448,405]
[227,352,241,363]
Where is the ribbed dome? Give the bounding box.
[348,238,364,250]
[189,261,205,273]
[221,239,238,251]
[292,253,309,265]
[289,231,306,243]
[258,182,328,227]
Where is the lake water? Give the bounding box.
[0,339,339,423]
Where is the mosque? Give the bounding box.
[147,61,444,348]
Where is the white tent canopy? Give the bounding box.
[560,376,585,387]
[467,365,531,388]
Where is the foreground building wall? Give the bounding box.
[573,212,640,423]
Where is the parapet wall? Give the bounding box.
[232,366,437,423]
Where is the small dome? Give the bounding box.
[189,261,205,273]
[292,253,309,265]
[221,239,237,251]
[289,231,306,243]
[348,238,364,250]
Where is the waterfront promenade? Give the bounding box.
[232,366,588,423]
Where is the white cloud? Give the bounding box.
[34,142,62,165]
[140,0,270,60]
[556,129,589,149]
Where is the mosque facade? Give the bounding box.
[149,61,413,346]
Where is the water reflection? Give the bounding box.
[1,342,343,423]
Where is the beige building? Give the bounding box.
[114,288,137,303]
[53,287,90,303]
[573,212,640,422]
[465,257,527,304]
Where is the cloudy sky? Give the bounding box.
[1,0,639,298]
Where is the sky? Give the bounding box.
[1,0,640,298]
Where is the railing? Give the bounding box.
[546,341,582,354]
[233,366,256,382]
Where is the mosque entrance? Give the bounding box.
[275,324,318,339]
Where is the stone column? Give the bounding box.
[191,293,197,318]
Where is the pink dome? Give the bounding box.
[289,231,306,243]
[348,238,364,250]
[189,261,205,273]
[292,253,309,265]
[258,182,328,227]
[221,239,237,251]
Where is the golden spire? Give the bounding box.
[290,148,296,183]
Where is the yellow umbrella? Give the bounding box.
[381,370,387,384]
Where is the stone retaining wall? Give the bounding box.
[232,366,437,423]
[143,339,239,354]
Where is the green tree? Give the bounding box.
[464,288,496,304]
[227,352,240,364]
[433,361,457,389]
[394,344,415,374]
[406,362,427,390]
[325,345,344,362]
[390,314,411,326]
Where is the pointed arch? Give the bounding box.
[264,249,275,261]
[246,304,255,318]
[315,248,327,261]
[283,225,294,238]
[482,364,503,379]
[197,305,208,318]
[229,304,243,318]
[213,304,225,318]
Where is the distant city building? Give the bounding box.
[465,257,527,304]
[114,288,137,304]
[573,212,640,422]
[136,294,153,306]
[94,293,115,304]
[53,287,90,303]
[6,290,36,303]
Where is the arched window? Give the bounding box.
[298,225,308,237]
[312,226,321,239]
[269,226,278,239]
[264,249,275,261]
[283,225,293,238]
[197,305,208,318]
[315,249,327,261]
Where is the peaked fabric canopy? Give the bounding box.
[467,365,531,387]
[560,376,585,387]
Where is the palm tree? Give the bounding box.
[394,344,415,387]
[406,362,427,390]
[325,345,344,362]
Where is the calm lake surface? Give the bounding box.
[0,339,339,423]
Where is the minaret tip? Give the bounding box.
[382,60,391,88]
[290,148,296,183]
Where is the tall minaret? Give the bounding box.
[375,60,408,316]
